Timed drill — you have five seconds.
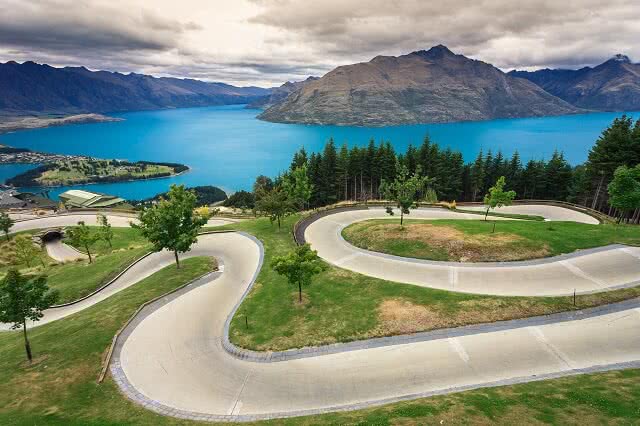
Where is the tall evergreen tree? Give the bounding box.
[586,115,640,209]
[544,150,572,200]
[320,138,338,204]
[336,143,350,201]
[469,149,485,201]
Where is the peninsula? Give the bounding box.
[1,145,188,187]
[0,113,122,134]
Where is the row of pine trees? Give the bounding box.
[284,115,640,217]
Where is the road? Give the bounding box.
[304,207,640,296]
[1,208,639,421]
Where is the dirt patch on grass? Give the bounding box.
[348,222,550,262]
[376,298,559,337]
[377,299,450,334]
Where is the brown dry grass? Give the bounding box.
[362,223,550,262]
[375,298,561,337]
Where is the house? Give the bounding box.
[59,189,127,209]
[0,189,26,209]
[0,189,57,210]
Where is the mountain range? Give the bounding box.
[1,46,639,127]
[0,61,270,116]
[509,54,640,111]
[259,45,582,126]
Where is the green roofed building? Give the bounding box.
[59,189,126,209]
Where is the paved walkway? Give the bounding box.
[1,209,639,421]
[304,207,640,296]
[44,239,87,262]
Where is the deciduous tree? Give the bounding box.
[271,244,324,303]
[133,184,207,268]
[255,187,294,229]
[97,214,114,249]
[483,176,517,224]
[380,163,431,226]
[67,221,99,263]
[0,270,58,362]
[13,234,44,268]
[0,211,13,241]
[608,165,640,222]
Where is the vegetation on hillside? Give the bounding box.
[271,115,640,221]
[133,185,227,207]
[6,159,188,187]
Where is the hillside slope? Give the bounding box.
[0,61,271,116]
[259,45,579,126]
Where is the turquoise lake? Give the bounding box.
[0,105,637,200]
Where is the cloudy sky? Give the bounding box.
[0,0,638,87]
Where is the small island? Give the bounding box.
[6,158,189,187]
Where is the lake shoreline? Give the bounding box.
[0,113,123,134]
[1,105,637,201]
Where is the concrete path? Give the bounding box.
[44,239,87,262]
[304,207,640,296]
[2,209,639,421]
[460,204,600,224]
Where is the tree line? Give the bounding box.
[223,115,639,222]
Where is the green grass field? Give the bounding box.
[224,216,640,352]
[0,257,216,426]
[1,217,639,424]
[1,228,151,304]
[342,219,640,262]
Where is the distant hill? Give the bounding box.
[509,55,640,111]
[0,61,271,116]
[132,185,228,207]
[259,45,579,126]
[246,76,319,109]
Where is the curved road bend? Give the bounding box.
[1,215,238,331]
[1,209,639,421]
[304,207,640,296]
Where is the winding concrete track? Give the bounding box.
[1,208,639,422]
[44,239,87,262]
[305,207,640,296]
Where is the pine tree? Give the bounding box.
[320,138,338,204]
[506,151,523,194]
[336,143,350,201]
[290,147,308,171]
[366,139,378,198]
[469,149,485,201]
[586,115,640,209]
[544,150,572,200]
[307,152,323,207]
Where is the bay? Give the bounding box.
[0,105,637,200]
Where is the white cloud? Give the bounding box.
[0,0,637,86]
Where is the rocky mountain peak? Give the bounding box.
[610,54,631,63]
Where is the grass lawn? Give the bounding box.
[224,216,640,351]
[1,227,151,304]
[0,248,638,425]
[342,219,640,262]
[0,257,217,426]
[0,219,638,424]
[454,207,546,221]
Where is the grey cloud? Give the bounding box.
[249,0,640,70]
[1,0,638,87]
[0,0,195,54]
